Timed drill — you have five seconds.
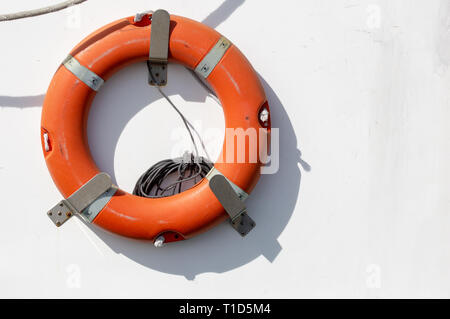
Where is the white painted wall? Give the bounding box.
[0,0,449,298]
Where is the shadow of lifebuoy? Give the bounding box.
[86,61,309,279]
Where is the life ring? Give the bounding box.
[41,13,271,243]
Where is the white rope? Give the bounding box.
[0,0,88,22]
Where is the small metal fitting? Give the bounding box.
[154,235,165,248]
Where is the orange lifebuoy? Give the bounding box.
[41,14,270,243]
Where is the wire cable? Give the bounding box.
[133,71,214,198]
[133,154,213,198]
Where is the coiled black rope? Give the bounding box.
[133,154,213,198]
[133,69,214,198]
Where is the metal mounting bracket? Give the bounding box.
[46,173,114,227]
[147,9,170,86]
[195,36,231,78]
[63,55,104,91]
[209,175,256,237]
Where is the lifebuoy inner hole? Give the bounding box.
[86,62,225,195]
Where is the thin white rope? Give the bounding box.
[0,0,88,22]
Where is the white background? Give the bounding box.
[0,0,449,298]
